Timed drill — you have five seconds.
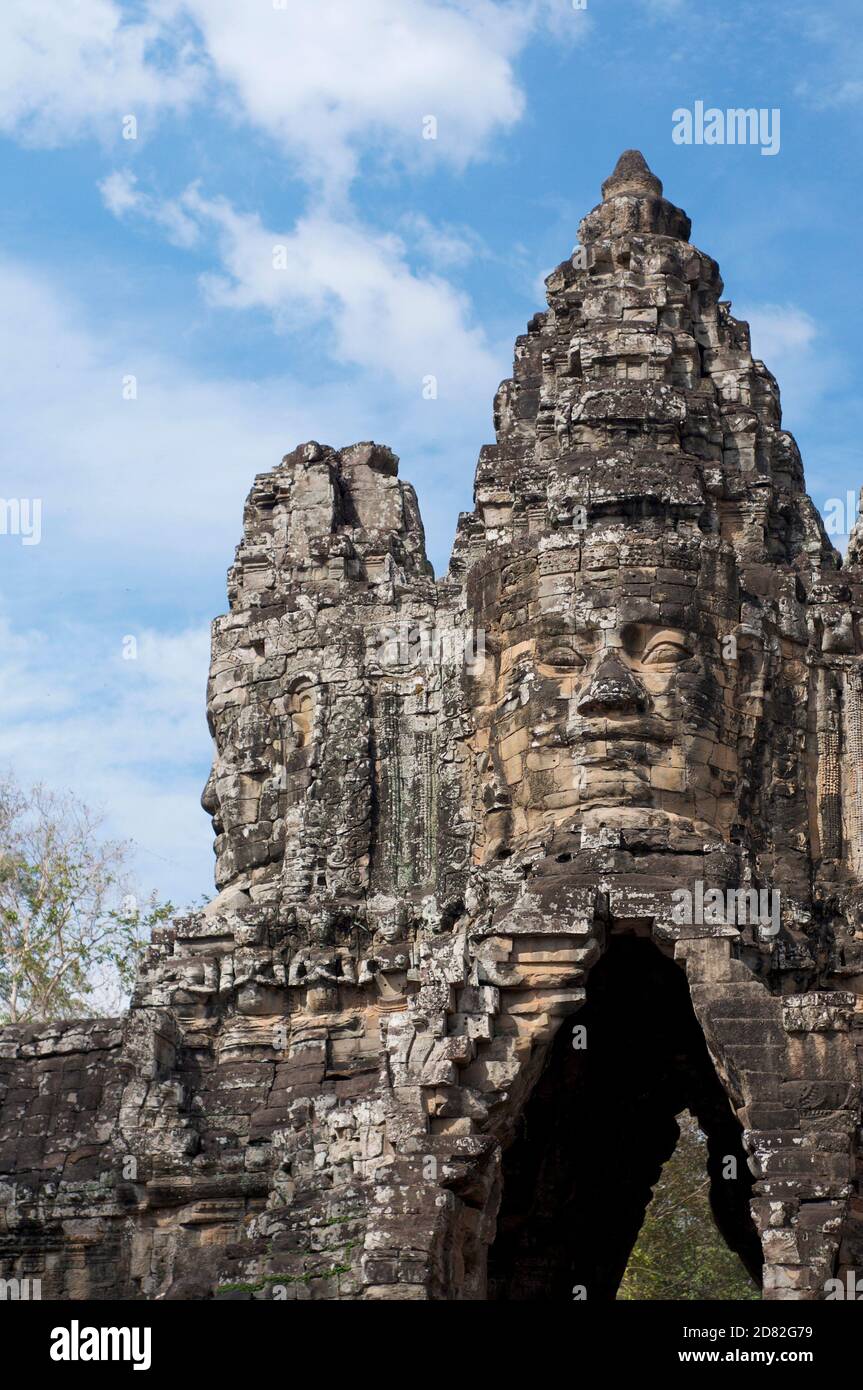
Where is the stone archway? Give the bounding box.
[486,932,761,1300]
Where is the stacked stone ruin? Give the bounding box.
[3,151,863,1300]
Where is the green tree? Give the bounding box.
[0,774,173,1024]
[618,1112,759,1301]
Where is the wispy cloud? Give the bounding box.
[741,302,843,425]
[397,213,486,271]
[100,180,503,398]
[175,0,533,190]
[0,0,564,186]
[0,252,502,585]
[0,249,506,903]
[0,0,203,146]
[789,2,863,109]
[744,303,817,361]
[99,170,201,247]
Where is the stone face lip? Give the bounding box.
[601,148,663,200]
[2,153,863,1305]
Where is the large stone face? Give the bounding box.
[3,151,863,1301]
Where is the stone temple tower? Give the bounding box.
[3,151,863,1301]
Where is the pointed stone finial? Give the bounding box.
[601,150,663,202]
[578,150,691,248]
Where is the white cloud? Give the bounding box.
[1,623,212,789]
[99,169,141,217]
[1,252,500,580]
[195,199,501,394]
[398,213,485,270]
[741,302,842,425]
[176,0,530,187]
[101,180,502,395]
[2,0,565,910]
[99,170,201,247]
[0,259,288,573]
[745,303,817,362]
[0,0,564,185]
[0,0,592,182]
[0,256,505,904]
[0,259,240,904]
[0,0,203,146]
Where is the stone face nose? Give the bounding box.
[576,651,648,716]
[201,769,217,815]
[201,769,223,832]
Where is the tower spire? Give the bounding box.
[578,148,691,243]
[601,149,663,201]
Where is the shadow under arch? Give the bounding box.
[487,930,762,1300]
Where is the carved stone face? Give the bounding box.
[475,528,745,854]
[200,669,320,892]
[200,709,280,890]
[368,894,408,943]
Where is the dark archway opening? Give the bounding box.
[488,932,762,1300]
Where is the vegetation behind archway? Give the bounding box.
[618,1113,759,1301]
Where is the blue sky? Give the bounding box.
[1,0,861,909]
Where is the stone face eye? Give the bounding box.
[641,640,690,666]
[541,650,580,672]
[541,646,586,670]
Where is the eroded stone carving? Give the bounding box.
[2,152,863,1301]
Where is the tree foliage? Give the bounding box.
[618,1112,759,1301]
[0,774,173,1024]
